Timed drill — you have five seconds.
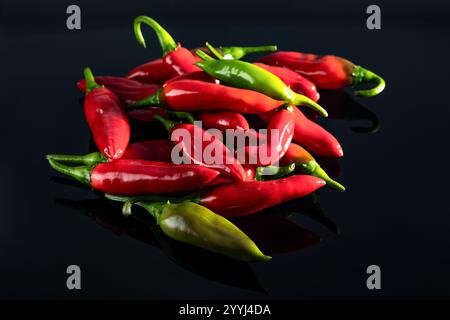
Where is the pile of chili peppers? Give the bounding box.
[47,16,385,263]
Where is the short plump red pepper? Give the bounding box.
[127,58,177,84]
[133,16,201,77]
[47,158,219,196]
[198,175,325,217]
[129,80,283,114]
[253,63,320,102]
[259,106,343,157]
[155,116,247,181]
[83,68,130,160]
[259,51,386,97]
[76,76,161,105]
[239,107,295,165]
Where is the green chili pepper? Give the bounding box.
[254,163,296,181]
[195,45,328,117]
[197,45,278,60]
[106,195,271,263]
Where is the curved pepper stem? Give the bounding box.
[290,90,328,117]
[46,152,106,166]
[46,157,91,186]
[255,163,295,181]
[84,67,101,94]
[352,65,386,97]
[127,88,162,110]
[133,16,178,56]
[220,45,277,60]
[301,160,345,192]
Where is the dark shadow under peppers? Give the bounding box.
[82,68,130,160]
[259,51,386,97]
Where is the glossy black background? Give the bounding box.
[1,0,450,299]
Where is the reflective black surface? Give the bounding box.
[2,0,450,299]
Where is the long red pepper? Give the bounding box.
[83,68,130,160]
[259,106,344,158]
[198,175,325,217]
[259,51,385,97]
[127,58,177,84]
[155,116,247,181]
[47,158,219,196]
[280,143,345,191]
[164,71,218,85]
[128,79,283,114]
[253,63,320,102]
[76,76,161,105]
[133,16,201,76]
[239,107,294,165]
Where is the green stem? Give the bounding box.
[220,45,278,60]
[205,42,224,60]
[105,193,199,205]
[195,49,215,61]
[127,89,162,110]
[352,65,386,97]
[153,115,179,132]
[46,152,106,165]
[167,111,195,124]
[84,67,101,95]
[300,160,345,192]
[290,90,328,117]
[46,157,91,186]
[255,163,296,181]
[133,16,178,56]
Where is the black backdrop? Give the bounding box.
[1,0,450,299]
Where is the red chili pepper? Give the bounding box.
[253,63,320,102]
[47,158,219,196]
[83,68,130,160]
[259,51,386,97]
[259,106,343,157]
[164,71,218,85]
[198,175,326,217]
[155,116,247,181]
[240,107,294,165]
[76,76,161,104]
[133,16,201,76]
[129,80,283,114]
[280,142,345,191]
[127,58,177,84]
[198,112,249,131]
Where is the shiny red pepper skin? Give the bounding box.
[163,45,202,75]
[241,108,294,165]
[121,140,173,162]
[253,63,320,102]
[84,87,130,160]
[91,160,220,195]
[127,58,177,84]
[152,80,283,114]
[198,112,250,131]
[169,123,246,181]
[199,175,326,217]
[77,76,161,104]
[259,51,354,89]
[259,106,343,157]
[164,71,218,85]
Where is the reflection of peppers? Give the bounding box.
[280,143,345,192]
[253,63,320,102]
[195,53,328,117]
[127,58,177,84]
[76,76,161,105]
[259,106,343,157]
[259,51,386,97]
[82,68,130,160]
[128,80,283,114]
[47,158,219,195]
[106,196,271,262]
[240,107,294,165]
[133,16,201,76]
[193,45,277,60]
[198,175,325,217]
[155,116,246,181]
